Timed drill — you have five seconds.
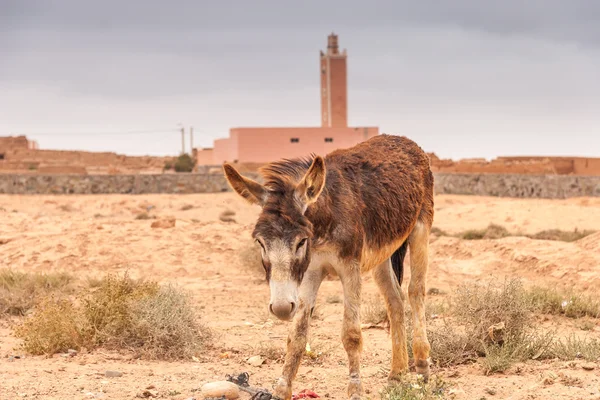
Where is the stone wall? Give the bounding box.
[434,174,600,198]
[0,172,599,198]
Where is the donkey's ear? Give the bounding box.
[295,156,326,212]
[223,163,267,206]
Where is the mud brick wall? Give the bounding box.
[0,173,599,198]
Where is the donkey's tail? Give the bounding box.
[391,240,409,287]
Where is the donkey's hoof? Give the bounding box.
[387,372,405,383]
[415,359,430,382]
[273,380,292,400]
[347,377,363,400]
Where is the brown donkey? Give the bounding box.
[223,134,433,400]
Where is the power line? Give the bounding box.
[18,129,180,137]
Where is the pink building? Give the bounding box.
[196,33,379,166]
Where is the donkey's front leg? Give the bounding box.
[273,268,325,400]
[340,267,363,400]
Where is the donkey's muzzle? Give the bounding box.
[269,300,297,321]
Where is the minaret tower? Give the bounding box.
[320,33,348,128]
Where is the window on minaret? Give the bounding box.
[290,138,300,143]
[324,138,334,143]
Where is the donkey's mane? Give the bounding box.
[259,154,317,191]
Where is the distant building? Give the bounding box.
[196,33,379,166]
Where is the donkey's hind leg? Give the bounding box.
[372,258,409,381]
[408,220,431,381]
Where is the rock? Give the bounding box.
[484,387,497,395]
[542,371,557,385]
[200,381,240,399]
[140,389,158,398]
[448,388,466,399]
[151,217,176,229]
[104,370,123,378]
[68,349,78,357]
[247,355,265,367]
[581,362,596,371]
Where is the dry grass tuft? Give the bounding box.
[14,273,211,360]
[180,204,194,211]
[527,229,595,242]
[382,375,448,400]
[432,224,595,243]
[550,335,600,362]
[0,269,75,317]
[326,294,342,304]
[219,209,237,223]
[525,286,600,319]
[255,341,286,362]
[135,212,153,220]
[58,204,74,212]
[362,295,388,325]
[458,224,511,240]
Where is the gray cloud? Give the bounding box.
[0,0,599,158]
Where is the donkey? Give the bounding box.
[223,134,433,400]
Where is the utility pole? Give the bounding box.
[180,126,185,155]
[189,126,194,155]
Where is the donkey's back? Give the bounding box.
[319,134,434,270]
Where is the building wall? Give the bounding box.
[213,136,237,165]
[196,148,214,165]
[211,126,379,164]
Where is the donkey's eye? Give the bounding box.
[296,238,308,251]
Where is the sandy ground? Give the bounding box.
[1,193,599,400]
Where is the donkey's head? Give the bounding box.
[223,157,326,321]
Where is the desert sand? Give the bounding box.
[1,193,599,399]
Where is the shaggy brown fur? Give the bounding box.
[224,134,434,400]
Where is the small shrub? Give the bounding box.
[174,154,195,173]
[126,284,211,360]
[0,269,74,317]
[426,323,478,367]
[58,204,74,212]
[459,224,510,240]
[431,226,594,243]
[180,204,194,211]
[163,160,173,171]
[14,273,211,360]
[81,273,159,347]
[527,229,595,242]
[135,212,152,220]
[14,297,84,355]
[453,279,531,344]
[219,209,236,223]
[382,375,448,400]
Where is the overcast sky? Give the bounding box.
[1,0,599,159]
